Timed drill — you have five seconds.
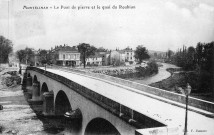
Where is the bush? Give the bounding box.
[135,61,158,77]
[147,61,158,74]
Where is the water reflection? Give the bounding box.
[29,104,81,135]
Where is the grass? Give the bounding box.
[150,68,214,102]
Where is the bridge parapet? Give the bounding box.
[26,66,166,129]
[135,126,180,135]
[47,66,214,114]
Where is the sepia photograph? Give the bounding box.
[0,0,214,135]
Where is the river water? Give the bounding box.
[0,67,81,135]
[128,63,180,85]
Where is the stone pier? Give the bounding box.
[28,82,43,104]
[21,73,28,91]
[26,76,33,93]
[42,91,54,116]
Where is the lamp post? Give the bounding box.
[180,83,192,135]
[44,64,46,71]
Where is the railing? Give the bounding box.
[26,66,165,129]
[48,66,214,114]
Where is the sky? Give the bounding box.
[0,0,214,52]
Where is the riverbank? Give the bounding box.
[0,66,74,135]
[150,67,214,102]
[127,63,179,85]
[0,67,43,134]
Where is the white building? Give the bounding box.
[86,53,103,66]
[110,50,125,66]
[55,45,80,66]
[123,47,135,64]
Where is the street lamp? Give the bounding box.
[180,83,192,135]
[44,63,46,71]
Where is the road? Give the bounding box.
[129,63,179,85]
[45,67,214,135]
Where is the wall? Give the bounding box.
[86,57,102,65]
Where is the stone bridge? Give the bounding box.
[22,66,214,135]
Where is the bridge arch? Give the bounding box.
[27,73,31,77]
[55,90,72,116]
[33,75,38,83]
[41,83,49,97]
[85,117,121,135]
[27,69,136,135]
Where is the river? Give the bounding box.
[0,67,80,135]
[129,63,179,85]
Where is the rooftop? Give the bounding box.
[54,45,79,53]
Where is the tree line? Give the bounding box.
[0,36,13,63]
[0,34,151,69]
[15,43,101,67]
[167,42,214,94]
[15,44,151,67]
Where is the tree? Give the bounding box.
[77,43,97,68]
[24,47,34,65]
[167,49,173,59]
[97,47,107,52]
[186,46,196,70]
[134,45,150,63]
[195,42,214,94]
[195,42,203,67]
[16,47,34,65]
[169,42,214,95]
[0,36,13,63]
[38,49,52,65]
[16,49,26,63]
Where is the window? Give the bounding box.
[59,54,62,60]
[63,54,65,59]
[71,54,74,59]
[76,54,80,59]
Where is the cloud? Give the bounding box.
[199,3,214,12]
[1,0,214,51]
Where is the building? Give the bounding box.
[110,50,125,66]
[86,53,103,66]
[123,47,135,64]
[54,45,80,66]
[97,51,110,66]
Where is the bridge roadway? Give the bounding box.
[42,67,214,135]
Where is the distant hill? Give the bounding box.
[148,50,166,55]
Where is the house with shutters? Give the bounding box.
[54,45,80,67]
